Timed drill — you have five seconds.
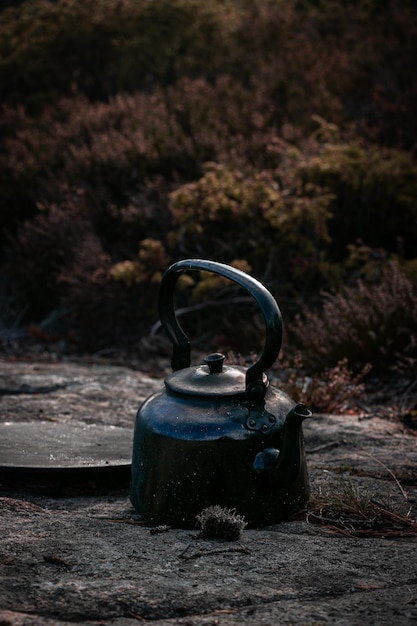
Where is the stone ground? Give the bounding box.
[0,359,416,625]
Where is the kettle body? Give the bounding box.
[131,260,311,527]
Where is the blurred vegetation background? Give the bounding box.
[0,0,416,384]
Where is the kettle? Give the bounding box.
[131,259,312,527]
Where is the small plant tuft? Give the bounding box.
[197,505,247,541]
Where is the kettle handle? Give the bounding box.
[158,259,282,401]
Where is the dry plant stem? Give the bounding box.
[360,453,409,500]
[179,543,251,561]
[306,441,340,453]
[150,297,252,335]
[43,555,73,568]
[306,511,417,538]
[377,507,417,528]
[319,525,417,539]
[399,379,417,403]
[102,518,147,525]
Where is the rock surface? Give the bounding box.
[0,359,416,625]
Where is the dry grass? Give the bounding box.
[303,477,417,538]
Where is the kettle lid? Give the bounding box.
[165,352,267,397]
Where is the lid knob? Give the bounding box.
[204,353,225,374]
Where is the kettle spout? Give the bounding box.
[253,403,312,488]
[285,402,312,426]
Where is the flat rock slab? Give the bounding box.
[0,359,416,625]
[0,421,132,494]
[0,359,161,428]
[1,496,416,626]
[0,422,132,469]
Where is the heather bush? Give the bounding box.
[290,263,417,374]
[0,80,275,342]
[7,202,167,350]
[0,0,238,108]
[0,92,177,276]
[168,162,332,295]
[57,246,155,352]
[110,238,171,289]
[4,83,417,356]
[1,0,416,360]
[301,139,417,260]
[6,196,91,320]
[278,355,371,414]
[5,183,171,342]
[0,78,279,245]
[109,156,334,354]
[1,0,416,146]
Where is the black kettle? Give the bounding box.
[131,259,311,527]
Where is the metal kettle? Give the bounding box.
[130,259,312,527]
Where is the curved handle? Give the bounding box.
[158,259,283,402]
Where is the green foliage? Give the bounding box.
[110,238,171,288]
[0,0,238,108]
[302,139,417,260]
[168,162,332,295]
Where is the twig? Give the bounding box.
[150,297,253,335]
[306,502,417,538]
[179,542,251,561]
[306,441,340,454]
[376,506,417,529]
[127,611,145,621]
[313,522,417,538]
[399,379,417,408]
[43,555,73,568]
[89,517,149,525]
[360,453,408,500]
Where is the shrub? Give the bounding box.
[6,195,93,319]
[168,162,333,296]
[3,83,417,357]
[0,0,238,108]
[0,0,415,375]
[290,263,417,374]
[0,78,280,248]
[301,139,417,261]
[277,354,370,414]
[58,249,154,352]
[1,0,416,148]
